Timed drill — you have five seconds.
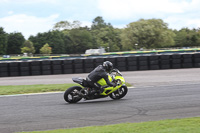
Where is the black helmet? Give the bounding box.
[103,61,113,73]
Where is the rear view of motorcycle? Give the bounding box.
[64,69,128,103]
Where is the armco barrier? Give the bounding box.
[1,53,200,77]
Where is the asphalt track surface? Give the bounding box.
[0,68,200,133]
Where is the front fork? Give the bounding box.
[116,84,126,94]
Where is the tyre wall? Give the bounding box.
[1,53,200,77]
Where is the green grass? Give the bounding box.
[0,83,132,95]
[18,117,200,133]
[0,84,77,95]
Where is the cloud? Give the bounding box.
[1,0,200,39]
[163,0,200,29]
[97,0,200,29]
[81,21,92,27]
[8,11,14,15]
[0,0,58,4]
[165,15,200,30]
[97,0,186,20]
[0,14,59,39]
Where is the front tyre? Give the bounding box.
[64,86,83,103]
[109,85,128,100]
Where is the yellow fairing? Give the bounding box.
[97,75,112,86]
[97,75,125,96]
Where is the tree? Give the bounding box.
[53,20,81,30]
[91,16,122,52]
[91,16,108,30]
[40,43,52,55]
[91,27,122,52]
[62,33,73,54]
[21,40,35,55]
[29,30,66,54]
[29,33,49,54]
[121,19,175,50]
[7,32,25,54]
[47,30,66,54]
[69,28,93,54]
[173,28,200,47]
[0,27,8,55]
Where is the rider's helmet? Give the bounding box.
[103,61,113,73]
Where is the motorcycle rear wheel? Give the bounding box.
[64,86,83,103]
[109,85,128,100]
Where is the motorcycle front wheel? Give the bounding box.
[109,85,128,100]
[64,86,83,103]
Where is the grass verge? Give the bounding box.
[0,83,132,95]
[0,84,77,95]
[18,117,200,133]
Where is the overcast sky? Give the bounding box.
[0,0,200,39]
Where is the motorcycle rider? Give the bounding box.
[86,61,116,94]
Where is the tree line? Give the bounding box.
[0,16,200,55]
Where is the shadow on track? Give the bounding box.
[63,98,129,105]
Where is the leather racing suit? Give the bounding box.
[86,65,115,92]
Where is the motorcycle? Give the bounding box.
[64,69,128,103]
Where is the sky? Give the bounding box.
[0,0,200,39]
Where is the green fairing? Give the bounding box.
[97,75,125,96]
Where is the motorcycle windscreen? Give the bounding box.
[97,75,112,86]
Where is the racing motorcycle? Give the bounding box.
[64,69,128,103]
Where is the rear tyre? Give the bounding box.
[64,86,83,103]
[109,85,128,100]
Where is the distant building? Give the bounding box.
[85,47,106,55]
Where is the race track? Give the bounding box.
[0,68,200,133]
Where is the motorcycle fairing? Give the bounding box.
[98,75,126,96]
[97,75,112,86]
[72,77,88,87]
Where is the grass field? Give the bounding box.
[18,117,200,133]
[0,83,132,95]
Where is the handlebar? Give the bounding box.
[111,68,122,76]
